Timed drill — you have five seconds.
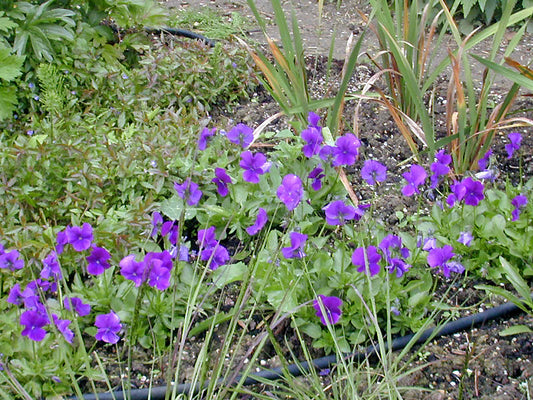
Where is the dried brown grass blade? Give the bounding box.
[338,167,359,206]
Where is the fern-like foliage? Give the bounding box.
[37,63,66,115]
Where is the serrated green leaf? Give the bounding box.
[0,85,17,120]
[0,15,17,32]
[499,325,532,336]
[0,47,24,81]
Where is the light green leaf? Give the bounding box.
[0,47,24,81]
[211,262,247,289]
[0,15,17,32]
[27,134,48,148]
[499,325,533,336]
[0,85,17,120]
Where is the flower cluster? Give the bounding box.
[430,150,451,188]
[351,235,412,278]
[426,245,464,278]
[4,223,125,345]
[447,177,485,207]
[197,226,230,270]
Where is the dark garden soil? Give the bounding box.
[90,1,533,399]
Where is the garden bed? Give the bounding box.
[0,0,532,399]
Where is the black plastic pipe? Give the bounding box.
[144,27,216,47]
[108,25,216,47]
[73,298,530,400]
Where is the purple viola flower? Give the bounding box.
[20,310,48,341]
[301,126,323,158]
[430,150,451,188]
[119,255,146,287]
[448,177,484,207]
[170,244,189,262]
[352,246,381,277]
[147,259,171,290]
[457,231,473,247]
[40,251,62,280]
[361,160,387,185]
[65,223,94,252]
[33,278,57,293]
[319,145,336,165]
[313,294,342,325]
[95,311,122,344]
[200,244,230,270]
[167,223,179,246]
[511,194,528,221]
[323,200,357,226]
[86,246,111,275]
[198,226,218,249]
[332,133,361,167]
[379,234,411,278]
[64,297,91,317]
[308,111,321,127]
[174,178,203,206]
[24,295,46,315]
[478,149,492,170]
[144,251,173,272]
[240,151,270,183]
[461,177,485,206]
[7,283,23,306]
[0,249,24,271]
[151,211,163,238]
[281,232,307,259]
[227,123,254,148]
[246,208,268,236]
[475,168,499,182]
[277,174,304,211]
[212,168,232,197]
[308,165,325,191]
[422,237,437,251]
[505,132,522,159]
[198,127,216,151]
[401,164,427,196]
[161,221,175,238]
[52,314,74,343]
[56,229,68,254]
[427,245,464,278]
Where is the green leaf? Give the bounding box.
[27,134,48,148]
[499,256,532,302]
[472,54,533,92]
[211,262,247,289]
[0,47,24,81]
[0,15,17,32]
[499,325,533,336]
[0,85,17,120]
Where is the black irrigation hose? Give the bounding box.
[144,27,216,47]
[74,297,531,400]
[109,25,216,47]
